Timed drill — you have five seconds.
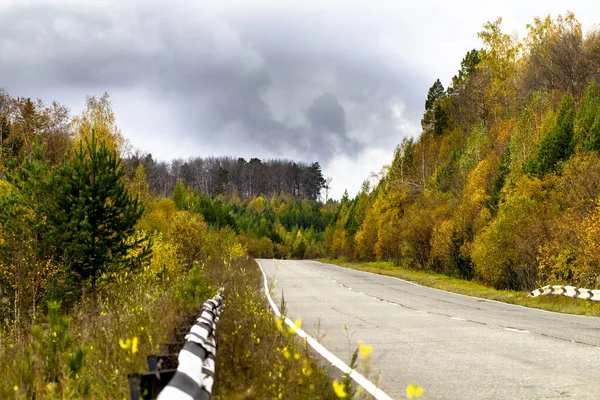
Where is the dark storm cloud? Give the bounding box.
[0,1,424,167]
[306,93,346,135]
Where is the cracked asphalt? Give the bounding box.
[258,259,600,399]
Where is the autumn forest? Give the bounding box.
[1,11,600,398]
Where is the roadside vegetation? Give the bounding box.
[320,259,600,316]
[0,93,335,399]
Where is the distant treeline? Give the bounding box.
[123,153,328,201]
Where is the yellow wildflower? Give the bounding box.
[119,338,131,350]
[359,344,373,359]
[131,337,139,355]
[288,318,302,334]
[333,380,347,398]
[407,383,424,399]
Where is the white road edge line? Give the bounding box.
[504,328,529,333]
[257,260,394,400]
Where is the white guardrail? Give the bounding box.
[529,285,600,301]
[157,289,225,400]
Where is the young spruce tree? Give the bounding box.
[51,132,150,294]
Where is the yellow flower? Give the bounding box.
[407,383,424,399]
[13,385,18,392]
[276,318,284,332]
[293,352,300,360]
[119,338,131,350]
[288,318,302,334]
[332,380,347,399]
[282,346,291,359]
[359,344,373,359]
[131,337,139,355]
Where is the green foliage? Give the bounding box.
[578,80,600,151]
[448,49,481,94]
[36,302,85,383]
[50,132,150,291]
[425,79,445,111]
[433,101,449,136]
[525,95,576,176]
[488,146,511,214]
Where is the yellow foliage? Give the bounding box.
[137,199,178,235]
[354,208,378,261]
[168,211,210,268]
[430,219,453,265]
[71,93,129,157]
[247,196,266,213]
[463,153,498,209]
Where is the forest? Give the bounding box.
[1,10,600,397]
[0,92,332,398]
[166,12,600,292]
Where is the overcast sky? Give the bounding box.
[1,0,598,198]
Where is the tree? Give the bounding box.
[50,133,150,292]
[71,93,129,157]
[448,50,481,94]
[0,137,58,330]
[215,166,229,196]
[525,95,576,176]
[425,79,445,111]
[577,80,600,151]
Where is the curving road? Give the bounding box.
[258,259,600,399]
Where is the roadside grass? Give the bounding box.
[213,257,336,399]
[317,259,600,317]
[0,251,337,399]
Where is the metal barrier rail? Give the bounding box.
[529,285,600,301]
[129,289,225,400]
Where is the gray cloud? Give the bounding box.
[0,0,435,196]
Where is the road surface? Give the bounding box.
[258,259,600,399]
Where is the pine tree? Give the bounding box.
[578,80,600,151]
[425,79,445,111]
[50,132,150,292]
[525,95,576,176]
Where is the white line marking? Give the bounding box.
[415,311,427,314]
[257,260,393,400]
[504,328,529,333]
[450,317,465,321]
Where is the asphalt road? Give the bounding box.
[258,259,600,400]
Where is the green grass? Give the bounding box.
[316,259,600,317]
